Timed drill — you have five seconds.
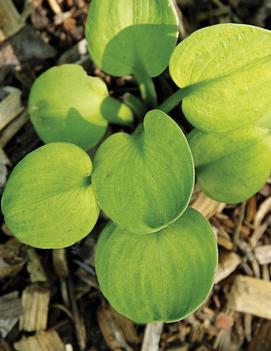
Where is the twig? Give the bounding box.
[0,111,28,147]
[141,323,164,351]
[0,87,23,130]
[0,0,24,42]
[68,277,86,351]
[48,0,62,14]
[233,202,246,245]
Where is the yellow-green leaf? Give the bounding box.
[96,208,218,324]
[29,64,133,150]
[170,24,271,132]
[92,110,194,234]
[1,143,99,248]
[189,127,271,203]
[85,0,179,78]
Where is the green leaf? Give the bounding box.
[85,0,179,78]
[1,143,99,249]
[169,24,271,203]
[189,127,271,203]
[29,64,133,150]
[92,110,194,234]
[169,24,271,132]
[96,208,218,324]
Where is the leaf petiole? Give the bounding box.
[135,69,158,108]
[158,87,190,113]
[123,93,147,121]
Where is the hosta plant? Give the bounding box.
[2,0,271,325]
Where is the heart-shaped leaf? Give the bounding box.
[92,110,194,234]
[29,64,133,150]
[169,24,271,132]
[96,208,218,324]
[85,0,179,78]
[1,143,99,249]
[189,127,271,203]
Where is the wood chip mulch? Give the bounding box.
[0,1,270,350]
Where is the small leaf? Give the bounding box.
[96,208,218,324]
[1,143,99,249]
[29,64,133,150]
[85,0,179,78]
[189,127,271,203]
[169,24,271,132]
[92,110,194,234]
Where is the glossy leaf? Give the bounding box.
[85,0,179,78]
[1,143,99,249]
[189,127,271,203]
[92,110,194,234]
[169,24,271,132]
[96,208,218,324]
[29,64,133,150]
